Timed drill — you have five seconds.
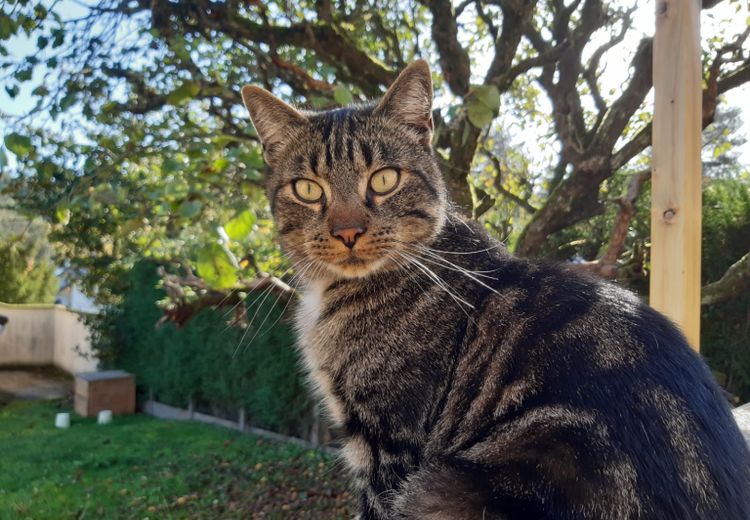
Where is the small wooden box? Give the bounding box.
[74,370,135,417]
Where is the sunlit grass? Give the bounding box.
[0,400,353,519]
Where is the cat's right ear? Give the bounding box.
[241,86,307,165]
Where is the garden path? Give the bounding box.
[0,368,72,401]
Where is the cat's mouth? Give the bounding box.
[340,256,366,266]
[325,250,391,278]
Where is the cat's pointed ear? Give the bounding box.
[241,85,307,165]
[374,60,433,137]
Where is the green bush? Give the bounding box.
[87,261,312,436]
[700,179,750,401]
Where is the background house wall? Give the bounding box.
[0,302,99,373]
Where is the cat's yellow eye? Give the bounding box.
[369,168,400,195]
[292,179,324,203]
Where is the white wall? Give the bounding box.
[0,303,99,373]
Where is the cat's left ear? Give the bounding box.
[241,85,307,166]
[374,60,433,140]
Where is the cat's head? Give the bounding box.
[241,60,447,280]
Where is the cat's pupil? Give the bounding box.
[306,183,311,194]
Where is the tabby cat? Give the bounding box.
[240,61,750,519]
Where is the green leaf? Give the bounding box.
[33,4,48,20]
[310,96,330,109]
[31,85,49,97]
[224,209,256,240]
[212,157,229,172]
[244,147,265,169]
[467,103,494,128]
[178,200,203,218]
[196,243,238,289]
[461,120,471,145]
[14,67,32,82]
[5,85,19,98]
[167,81,201,105]
[56,204,71,226]
[164,180,189,200]
[4,133,34,157]
[0,14,16,40]
[59,93,76,111]
[51,29,65,48]
[92,183,117,205]
[161,158,181,173]
[472,85,501,110]
[333,85,353,105]
[0,147,7,169]
[244,168,263,181]
[466,85,501,128]
[36,160,56,178]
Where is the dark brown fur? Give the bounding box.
[241,61,750,519]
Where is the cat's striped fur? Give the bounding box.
[241,61,750,519]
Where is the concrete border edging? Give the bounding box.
[142,400,338,455]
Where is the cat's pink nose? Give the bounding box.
[332,226,366,249]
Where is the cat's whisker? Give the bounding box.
[233,260,313,357]
[221,263,297,329]
[395,251,475,316]
[422,242,506,256]
[406,247,505,299]
[223,260,304,332]
[231,261,307,357]
[247,260,318,349]
[411,245,499,279]
[392,239,500,279]
[388,253,428,295]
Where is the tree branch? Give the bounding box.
[574,169,650,278]
[157,265,295,328]
[701,251,750,306]
[420,0,471,96]
[140,0,396,95]
[611,56,750,171]
[484,151,538,214]
[591,37,653,153]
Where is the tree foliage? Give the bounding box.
[0,203,58,304]
[0,0,748,310]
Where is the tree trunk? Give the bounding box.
[515,162,610,257]
[440,119,481,212]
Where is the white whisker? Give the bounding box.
[423,242,506,256]
[413,246,499,279]
[395,251,476,317]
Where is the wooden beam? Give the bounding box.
[651,0,702,350]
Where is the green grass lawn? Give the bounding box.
[0,400,354,519]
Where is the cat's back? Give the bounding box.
[439,250,750,518]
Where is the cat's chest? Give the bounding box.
[296,281,339,358]
[294,280,350,425]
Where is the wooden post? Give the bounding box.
[651,0,702,350]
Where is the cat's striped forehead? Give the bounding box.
[305,106,377,177]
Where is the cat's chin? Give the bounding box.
[323,255,392,279]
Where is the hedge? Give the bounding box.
[87,261,312,437]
